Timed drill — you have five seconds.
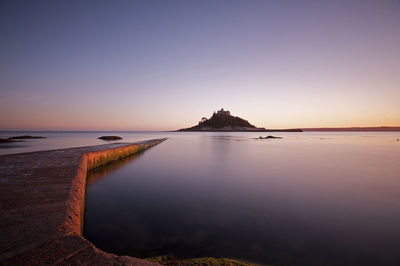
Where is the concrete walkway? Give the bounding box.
[0,139,166,265]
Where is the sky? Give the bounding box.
[0,0,399,131]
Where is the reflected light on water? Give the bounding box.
[82,132,400,266]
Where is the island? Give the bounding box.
[177,108,302,132]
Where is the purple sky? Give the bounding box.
[1,0,399,130]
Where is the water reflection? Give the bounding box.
[82,133,400,265]
[208,135,248,141]
[87,152,143,185]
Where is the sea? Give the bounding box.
[1,131,400,265]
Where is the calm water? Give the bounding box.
[0,131,172,155]
[2,131,400,265]
[82,132,400,266]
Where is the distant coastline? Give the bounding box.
[302,126,400,132]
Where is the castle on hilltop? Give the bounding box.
[216,108,230,116]
[199,108,231,124]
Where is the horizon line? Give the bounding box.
[1,126,400,132]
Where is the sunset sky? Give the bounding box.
[1,0,399,131]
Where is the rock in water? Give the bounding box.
[8,135,46,139]
[98,136,123,141]
[0,138,17,143]
[258,135,282,139]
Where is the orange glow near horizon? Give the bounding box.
[1,1,400,131]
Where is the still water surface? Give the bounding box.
[0,131,171,155]
[1,131,400,265]
[82,132,400,266]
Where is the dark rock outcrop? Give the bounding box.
[0,139,17,143]
[9,135,46,139]
[98,136,123,141]
[257,135,282,139]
